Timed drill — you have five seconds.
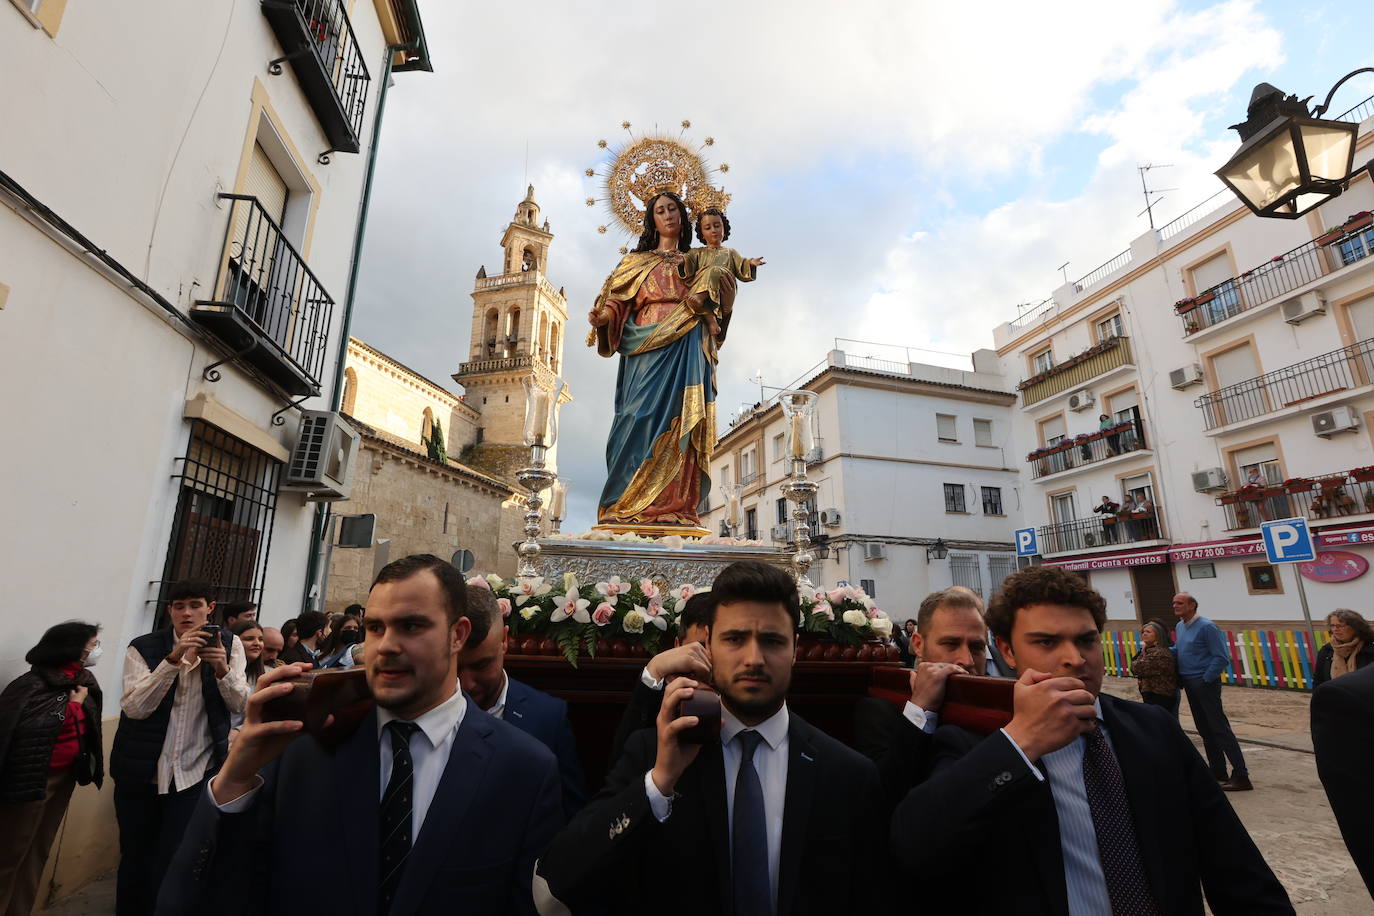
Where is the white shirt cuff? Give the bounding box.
[903,702,938,734]
[998,728,1045,782]
[210,774,265,812]
[644,770,674,821]
[640,667,665,691]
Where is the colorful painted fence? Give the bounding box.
[1101,627,1332,691]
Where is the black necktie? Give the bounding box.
[1082,723,1158,916]
[379,720,421,915]
[732,729,771,916]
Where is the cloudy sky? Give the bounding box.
[351,0,1374,532]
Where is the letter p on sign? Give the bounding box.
[1015,527,1038,557]
[1261,517,1316,564]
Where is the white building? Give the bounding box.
[0,0,430,898]
[991,95,1374,645]
[702,345,1022,618]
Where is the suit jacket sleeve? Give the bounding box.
[515,752,564,916]
[551,699,588,818]
[609,681,663,771]
[538,728,660,907]
[1312,675,1374,894]
[851,697,932,808]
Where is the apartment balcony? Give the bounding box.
[262,0,371,157]
[1019,337,1133,407]
[1215,469,1374,532]
[1195,338,1374,433]
[1038,508,1165,555]
[1028,418,1148,480]
[1177,216,1374,340]
[191,194,335,397]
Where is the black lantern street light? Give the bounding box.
[926,538,949,562]
[1215,71,1373,219]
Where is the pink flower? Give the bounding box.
[826,587,848,604]
[497,597,512,618]
[466,576,491,590]
[639,578,661,601]
[865,607,880,619]
[641,601,668,630]
[811,601,835,621]
[592,603,614,626]
[674,584,699,602]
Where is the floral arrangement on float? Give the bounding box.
[797,583,899,660]
[551,531,766,548]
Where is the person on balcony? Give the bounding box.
[1136,493,1158,539]
[1093,495,1120,543]
[1118,493,1139,540]
[1099,413,1120,456]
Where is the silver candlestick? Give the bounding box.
[781,459,820,588]
[516,445,557,581]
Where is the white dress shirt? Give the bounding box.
[121,634,249,794]
[1000,699,1114,916]
[486,672,511,720]
[902,702,938,734]
[645,704,790,912]
[215,688,468,847]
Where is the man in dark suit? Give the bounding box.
[892,565,1291,915]
[459,584,586,817]
[277,610,326,666]
[851,585,989,805]
[1312,662,1374,897]
[607,591,713,766]
[156,554,563,916]
[538,560,886,915]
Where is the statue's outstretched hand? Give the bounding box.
[748,257,766,267]
[588,306,612,328]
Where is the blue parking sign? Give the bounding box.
[1015,527,1038,557]
[1260,517,1316,564]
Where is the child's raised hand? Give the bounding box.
[748,257,766,267]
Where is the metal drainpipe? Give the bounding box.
[300,39,414,613]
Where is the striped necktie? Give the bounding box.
[378,720,421,915]
[1082,723,1158,915]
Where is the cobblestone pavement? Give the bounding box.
[39,681,1374,914]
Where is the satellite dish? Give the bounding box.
[451,549,476,574]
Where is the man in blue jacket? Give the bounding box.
[1172,592,1251,790]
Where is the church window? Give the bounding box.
[549,323,561,374]
[421,407,434,443]
[341,368,357,415]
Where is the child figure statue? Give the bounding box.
[682,208,764,344]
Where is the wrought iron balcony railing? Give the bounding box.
[262,0,371,157]
[1019,337,1133,406]
[1215,470,1374,531]
[192,194,335,396]
[1038,508,1164,554]
[1195,338,1374,429]
[1028,418,1147,478]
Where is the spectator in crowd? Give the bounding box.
[1136,492,1158,539]
[278,611,327,665]
[1093,494,1121,543]
[279,619,298,654]
[1118,492,1139,540]
[539,561,887,914]
[459,584,586,818]
[315,613,363,669]
[218,601,257,629]
[260,627,284,667]
[1312,662,1374,897]
[852,586,987,804]
[344,603,366,618]
[1100,413,1121,455]
[608,591,713,766]
[111,579,247,914]
[1132,620,1179,715]
[229,620,273,690]
[1172,592,1250,791]
[159,554,562,915]
[1314,609,1374,685]
[893,565,1291,914]
[0,622,103,916]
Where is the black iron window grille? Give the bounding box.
[153,420,282,627]
[1028,417,1148,478]
[949,554,983,597]
[262,0,372,156]
[1195,338,1374,429]
[981,487,1004,515]
[943,483,967,513]
[1037,508,1164,554]
[988,555,1019,595]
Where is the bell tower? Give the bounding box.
[454,185,572,470]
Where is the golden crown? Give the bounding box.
[585,123,732,240]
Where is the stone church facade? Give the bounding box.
[325,187,571,609]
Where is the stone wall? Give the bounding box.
[345,339,480,455]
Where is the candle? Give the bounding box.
[789,411,808,458]
[726,492,741,528]
[549,481,567,519]
[526,387,551,446]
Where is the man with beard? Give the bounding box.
[537,560,886,915]
[157,555,562,916]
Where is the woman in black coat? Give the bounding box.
[1315,609,1374,685]
[0,622,103,915]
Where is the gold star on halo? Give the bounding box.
[585,168,595,177]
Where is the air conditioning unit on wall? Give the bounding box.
[1169,364,1204,389]
[863,542,887,561]
[1312,405,1360,438]
[1068,389,1096,412]
[1191,467,1228,492]
[283,411,360,500]
[1281,291,1327,324]
[820,508,842,527]
[770,524,792,542]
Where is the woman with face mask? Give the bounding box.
[314,613,363,669]
[0,621,104,915]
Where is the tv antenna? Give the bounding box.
[1137,163,1176,230]
[1057,262,1070,285]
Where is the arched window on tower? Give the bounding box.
[521,247,536,272]
[484,308,500,357]
[549,323,561,374]
[342,367,358,415]
[421,407,434,444]
[506,307,522,356]
[536,313,548,362]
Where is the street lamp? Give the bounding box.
[1215,72,1372,219]
[926,538,949,561]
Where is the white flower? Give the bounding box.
[595,575,628,606]
[842,609,868,628]
[638,578,662,601]
[513,577,552,606]
[661,535,684,550]
[869,616,893,638]
[465,575,491,591]
[562,571,581,594]
[519,607,536,621]
[485,573,505,589]
[859,595,876,610]
[550,591,590,624]
[623,607,646,634]
[673,583,699,603]
[641,601,668,630]
[797,583,818,605]
[811,601,835,621]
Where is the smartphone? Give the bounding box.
[941,674,1015,735]
[261,668,373,747]
[675,684,722,744]
[200,624,221,642]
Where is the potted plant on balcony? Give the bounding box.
[1317,224,1348,247]
[1217,492,1239,506]
[1344,211,1373,234]
[1282,477,1314,495]
[1183,316,1199,334]
[1174,297,1197,314]
[1193,290,1217,308]
[1351,465,1374,483]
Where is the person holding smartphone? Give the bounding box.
[110,579,247,915]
